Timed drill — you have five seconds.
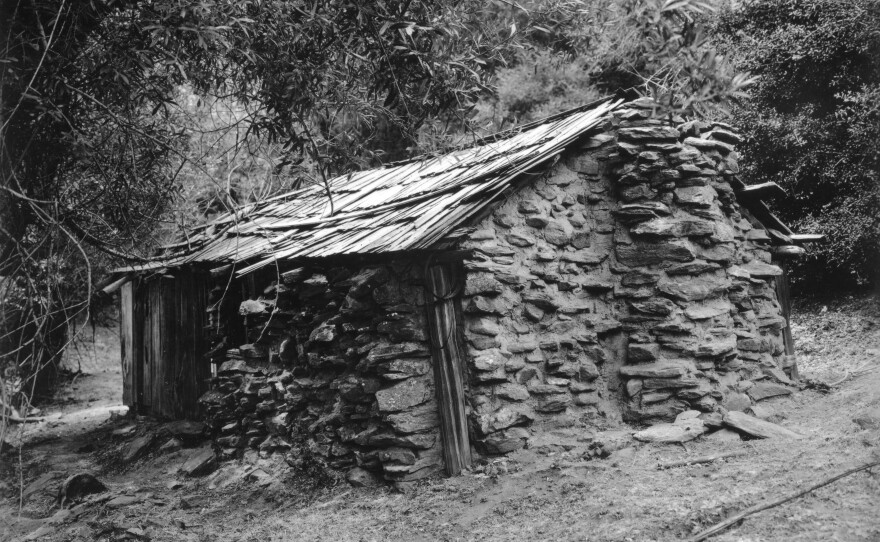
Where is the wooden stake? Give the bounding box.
[690,460,880,541]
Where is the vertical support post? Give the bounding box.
[774,259,799,380]
[120,281,136,410]
[424,261,472,475]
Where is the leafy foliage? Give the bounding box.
[716,0,880,290]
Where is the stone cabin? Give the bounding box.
[113,95,819,482]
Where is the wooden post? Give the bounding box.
[774,259,799,380]
[119,281,136,410]
[424,261,472,475]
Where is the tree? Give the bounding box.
[715,0,880,291]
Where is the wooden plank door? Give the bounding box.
[119,281,136,410]
[425,261,472,475]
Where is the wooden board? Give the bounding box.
[425,261,472,475]
[119,281,135,408]
[773,259,799,380]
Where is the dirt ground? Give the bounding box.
[2,295,879,542]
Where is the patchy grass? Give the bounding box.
[2,296,879,542]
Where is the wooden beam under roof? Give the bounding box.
[790,233,825,243]
[736,181,787,200]
[772,245,807,258]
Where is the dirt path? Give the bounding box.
[2,297,879,542]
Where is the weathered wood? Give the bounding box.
[120,282,135,409]
[790,233,824,243]
[425,261,471,475]
[735,181,787,200]
[690,460,880,542]
[773,259,798,379]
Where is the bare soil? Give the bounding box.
[2,296,879,542]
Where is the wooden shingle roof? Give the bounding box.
[148,96,627,276]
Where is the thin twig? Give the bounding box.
[690,460,880,542]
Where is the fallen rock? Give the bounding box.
[57,473,107,507]
[723,411,804,439]
[705,428,742,443]
[746,382,793,402]
[852,408,880,430]
[633,413,707,444]
[347,467,383,487]
[121,434,156,464]
[180,446,216,477]
[163,420,206,444]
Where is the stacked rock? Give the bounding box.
[199,263,445,481]
[457,98,791,452]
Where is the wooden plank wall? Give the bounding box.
[128,269,209,419]
[425,261,472,475]
[119,282,136,409]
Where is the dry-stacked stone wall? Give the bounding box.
[457,101,791,454]
[199,262,445,482]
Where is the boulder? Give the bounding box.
[56,473,107,507]
[477,405,535,436]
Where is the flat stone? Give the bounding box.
[122,434,155,464]
[665,261,721,276]
[742,260,783,278]
[477,405,535,436]
[722,391,752,412]
[180,446,216,477]
[375,380,432,413]
[386,404,440,434]
[619,363,687,378]
[629,343,660,362]
[723,411,804,439]
[633,417,706,443]
[618,126,680,141]
[674,186,715,208]
[560,251,606,265]
[685,299,730,320]
[465,273,505,296]
[496,383,530,402]
[630,298,677,316]
[544,220,573,246]
[616,242,695,266]
[747,383,793,402]
[347,467,383,487]
[482,427,529,454]
[366,343,429,363]
[631,217,714,238]
[163,420,206,443]
[658,277,729,302]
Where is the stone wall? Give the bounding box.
[457,100,791,454]
[199,261,446,482]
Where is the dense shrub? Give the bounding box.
[716,0,880,291]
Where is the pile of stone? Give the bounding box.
[455,98,795,453]
[199,263,445,482]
